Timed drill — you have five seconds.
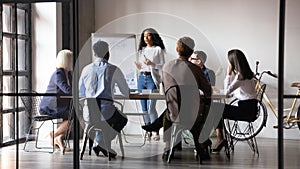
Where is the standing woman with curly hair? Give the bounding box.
[134,28,166,141]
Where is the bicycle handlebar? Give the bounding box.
[265,71,278,78]
[255,60,277,81]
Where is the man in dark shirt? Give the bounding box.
[161,36,212,161]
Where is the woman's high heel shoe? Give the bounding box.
[212,140,227,153]
[162,149,174,162]
[54,135,65,154]
[203,139,212,159]
[195,139,212,162]
[204,139,212,150]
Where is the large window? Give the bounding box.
[0,3,31,146]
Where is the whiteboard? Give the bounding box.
[91,33,138,89]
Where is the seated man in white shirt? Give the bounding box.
[79,40,130,158]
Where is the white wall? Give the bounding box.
[88,0,300,139]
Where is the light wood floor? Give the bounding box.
[0,136,299,169]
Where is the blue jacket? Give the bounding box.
[40,68,72,119]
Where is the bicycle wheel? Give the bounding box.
[224,99,268,141]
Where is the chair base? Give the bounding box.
[80,125,125,160]
[226,121,259,156]
[23,120,57,153]
[167,123,205,164]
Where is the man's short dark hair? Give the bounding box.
[177,37,195,59]
[93,40,110,59]
[194,50,207,63]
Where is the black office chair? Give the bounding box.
[19,89,62,153]
[224,84,267,156]
[80,98,125,160]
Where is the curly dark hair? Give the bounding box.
[138,28,165,51]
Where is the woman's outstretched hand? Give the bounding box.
[143,59,155,67]
[134,61,142,69]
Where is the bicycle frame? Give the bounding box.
[255,81,278,119]
[255,65,300,128]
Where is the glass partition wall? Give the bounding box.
[0,1,289,169]
[0,1,75,169]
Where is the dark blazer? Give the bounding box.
[39,68,72,120]
[162,59,212,123]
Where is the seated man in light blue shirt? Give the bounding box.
[79,40,130,158]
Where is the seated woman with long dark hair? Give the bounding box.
[211,49,257,153]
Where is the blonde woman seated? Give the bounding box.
[39,49,73,153]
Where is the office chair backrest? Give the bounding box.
[85,98,103,126]
[19,89,41,117]
[165,85,201,129]
[165,85,181,122]
[252,84,266,121]
[256,84,266,103]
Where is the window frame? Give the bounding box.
[0,3,31,146]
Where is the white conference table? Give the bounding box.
[61,92,227,101]
[113,92,227,146]
[114,92,166,100]
[114,92,227,100]
[113,92,228,116]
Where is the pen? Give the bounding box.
[143,55,148,60]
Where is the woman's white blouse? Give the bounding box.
[139,46,165,72]
[224,74,257,101]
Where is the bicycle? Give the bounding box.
[224,61,300,141]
